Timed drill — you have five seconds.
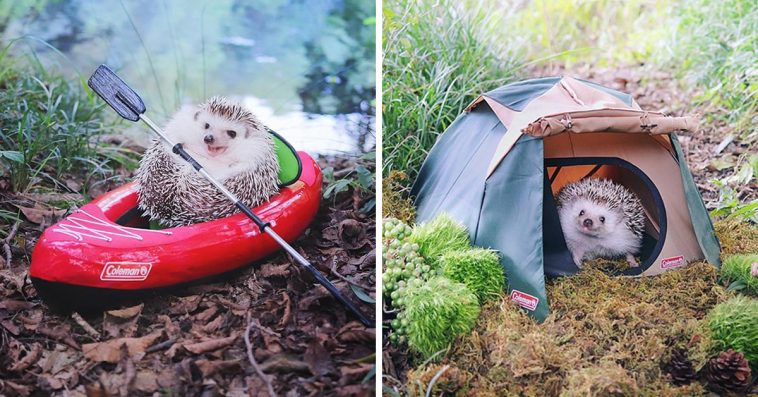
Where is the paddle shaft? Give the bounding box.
[138,115,371,327]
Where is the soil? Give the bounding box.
[0,156,376,397]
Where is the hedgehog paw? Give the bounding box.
[626,254,639,267]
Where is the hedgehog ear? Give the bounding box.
[194,111,200,121]
[244,127,251,138]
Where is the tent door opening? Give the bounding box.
[542,157,668,277]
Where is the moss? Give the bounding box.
[560,361,639,397]
[714,218,758,256]
[405,364,474,397]
[408,214,470,268]
[435,262,728,396]
[707,295,758,367]
[720,254,758,295]
[382,171,416,224]
[404,277,480,360]
[398,218,758,394]
[440,248,505,303]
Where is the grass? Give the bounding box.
[382,0,523,182]
[0,44,139,201]
[660,0,757,142]
[509,0,674,66]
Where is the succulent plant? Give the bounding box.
[440,248,505,303]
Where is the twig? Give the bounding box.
[2,221,19,268]
[145,336,177,353]
[245,314,276,397]
[425,365,450,397]
[71,312,100,340]
[330,259,375,292]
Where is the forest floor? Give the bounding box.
[0,156,376,397]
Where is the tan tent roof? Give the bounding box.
[467,77,699,177]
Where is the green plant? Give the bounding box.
[721,254,758,295]
[662,0,758,140]
[509,0,673,66]
[408,214,470,268]
[707,296,758,367]
[382,0,522,181]
[322,151,376,213]
[403,276,480,360]
[0,46,133,193]
[440,248,505,303]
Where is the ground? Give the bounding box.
[0,156,376,396]
[381,64,758,396]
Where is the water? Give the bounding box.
[1,0,376,155]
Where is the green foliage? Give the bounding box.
[721,254,758,296]
[510,0,673,65]
[663,0,758,140]
[322,151,376,213]
[408,214,470,268]
[0,49,135,193]
[382,0,522,182]
[440,248,505,303]
[404,276,480,360]
[707,296,758,367]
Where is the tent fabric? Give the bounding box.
[412,76,719,322]
[523,109,700,137]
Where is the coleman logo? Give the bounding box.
[100,262,152,281]
[661,255,685,269]
[510,289,539,311]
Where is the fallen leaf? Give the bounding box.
[169,295,203,314]
[133,370,159,393]
[183,333,238,354]
[260,263,290,278]
[304,339,334,376]
[338,219,368,250]
[9,342,42,372]
[0,300,34,311]
[194,358,242,377]
[106,304,143,319]
[82,332,161,363]
[259,355,311,374]
[14,203,66,224]
[337,322,375,344]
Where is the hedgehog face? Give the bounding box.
[569,198,622,237]
[190,109,250,158]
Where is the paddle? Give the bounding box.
[88,65,371,327]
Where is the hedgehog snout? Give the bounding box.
[583,218,593,228]
[204,134,215,144]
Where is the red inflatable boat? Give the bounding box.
[30,151,321,307]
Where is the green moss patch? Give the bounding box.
[404,277,480,360]
[707,296,758,367]
[440,248,505,303]
[408,214,470,268]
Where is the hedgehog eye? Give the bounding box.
[204,123,210,129]
[599,216,605,223]
[227,130,237,138]
[579,210,585,216]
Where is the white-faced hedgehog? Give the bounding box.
[136,96,280,227]
[556,178,646,267]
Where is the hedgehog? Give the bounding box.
[135,96,280,227]
[556,178,646,268]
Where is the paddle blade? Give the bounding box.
[87,65,145,121]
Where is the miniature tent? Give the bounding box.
[411,77,721,320]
